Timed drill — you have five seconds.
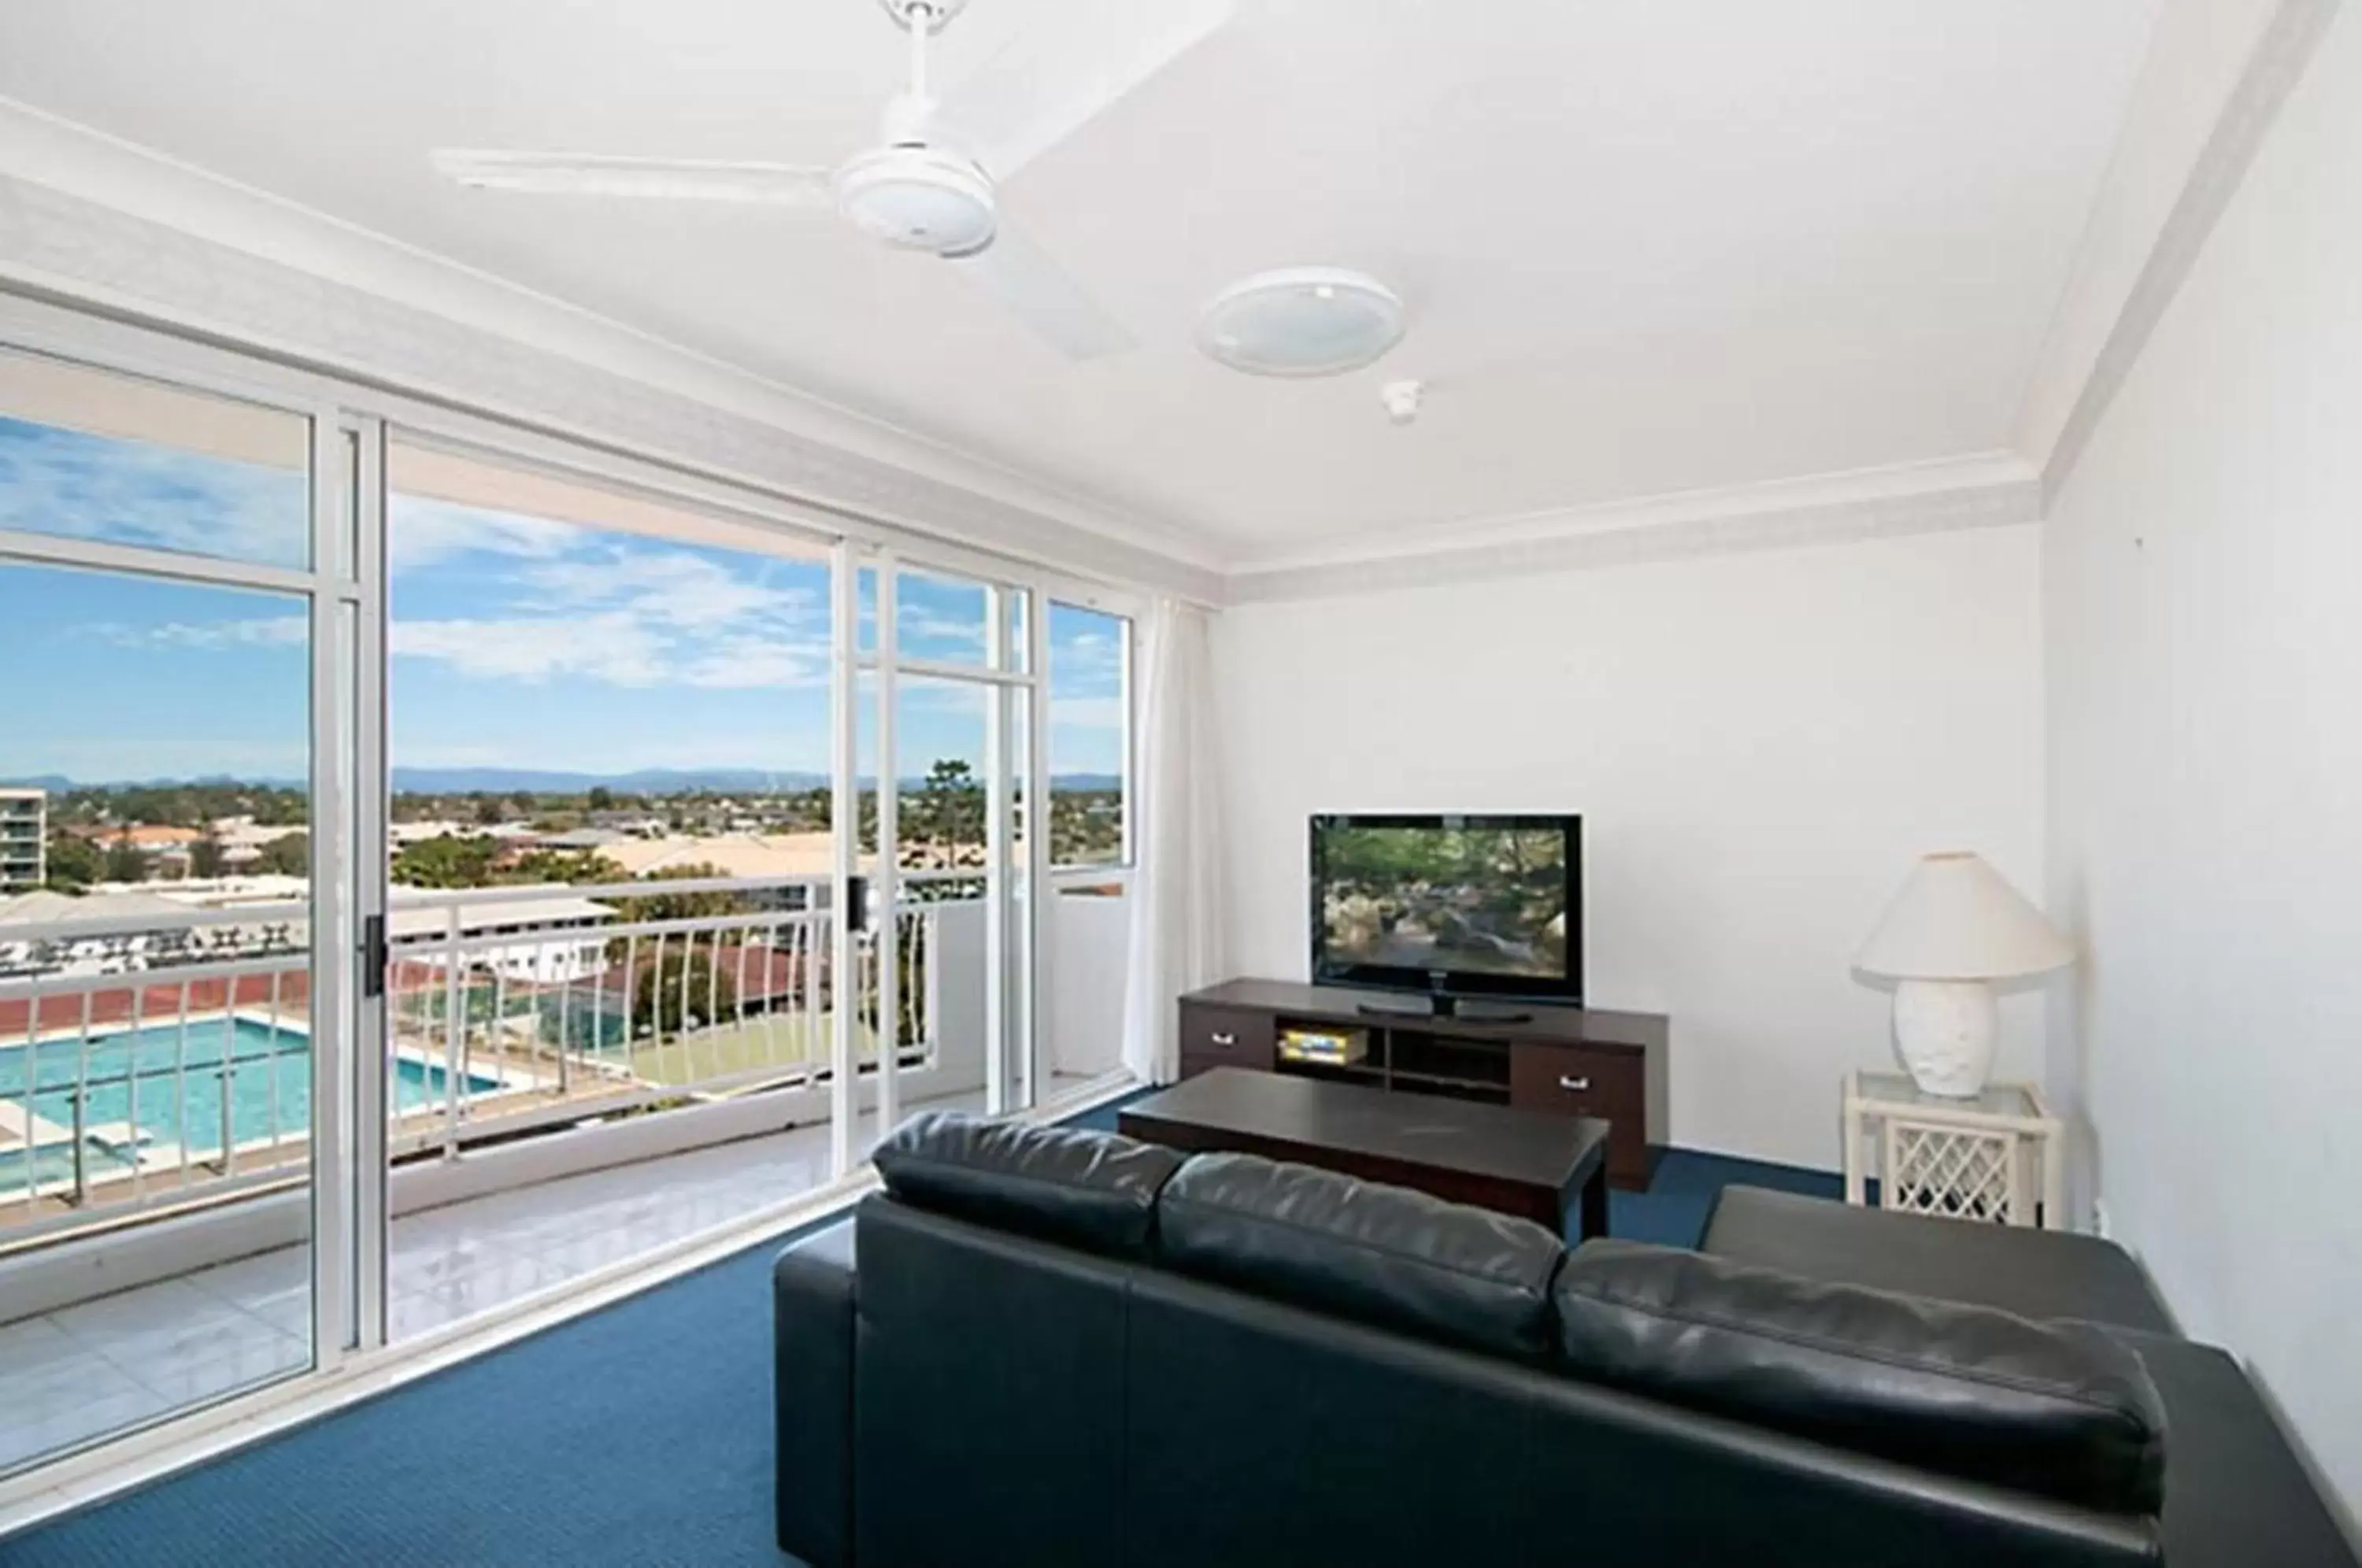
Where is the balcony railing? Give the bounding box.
[0,874,964,1248]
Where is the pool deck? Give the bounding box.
[0,1100,72,1148]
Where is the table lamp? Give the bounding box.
[1855,852,2075,1096]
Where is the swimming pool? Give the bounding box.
[0,1017,496,1193]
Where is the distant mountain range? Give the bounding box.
[391,767,830,795]
[5,768,1124,794]
[394,767,1123,793]
[2,773,305,794]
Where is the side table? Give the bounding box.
[1842,1070,2063,1229]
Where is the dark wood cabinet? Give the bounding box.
[1176,1004,1275,1072]
[1178,979,1669,1190]
[1507,1041,1653,1186]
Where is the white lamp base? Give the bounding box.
[1892,978,1998,1097]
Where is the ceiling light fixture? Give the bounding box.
[1197,267,1405,377]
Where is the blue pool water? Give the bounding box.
[1,1017,492,1193]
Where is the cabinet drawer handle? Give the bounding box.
[1210,1031,1237,1048]
[1558,1074,1592,1093]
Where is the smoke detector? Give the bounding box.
[1379,379,1425,425]
[1197,267,1405,377]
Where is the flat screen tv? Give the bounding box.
[1310,813,1583,1015]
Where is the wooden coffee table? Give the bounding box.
[1120,1068,1612,1240]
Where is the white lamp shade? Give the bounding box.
[1856,852,2075,981]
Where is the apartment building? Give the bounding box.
[0,789,43,891]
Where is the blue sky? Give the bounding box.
[0,417,1126,787]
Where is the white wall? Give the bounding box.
[1212,525,2047,1171]
[2044,4,2361,1520]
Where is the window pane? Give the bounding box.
[891,678,990,871]
[0,348,311,570]
[1046,603,1130,867]
[894,569,989,666]
[383,438,840,1337]
[0,558,317,1469]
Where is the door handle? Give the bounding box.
[361,914,387,1000]
[1558,1074,1591,1093]
[1210,1032,1237,1048]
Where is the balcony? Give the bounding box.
[0,872,1127,1472]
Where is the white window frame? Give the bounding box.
[1036,590,1142,876]
[0,286,1162,1507]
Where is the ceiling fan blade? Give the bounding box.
[430,150,836,206]
[952,220,1134,361]
[943,0,1232,179]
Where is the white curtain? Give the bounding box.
[1120,597,1226,1084]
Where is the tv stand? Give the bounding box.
[1356,994,1533,1024]
[1179,978,1669,1189]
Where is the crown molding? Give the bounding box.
[0,96,1225,590]
[2017,0,2339,502]
[1222,454,2039,602]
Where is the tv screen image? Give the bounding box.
[1314,818,1573,988]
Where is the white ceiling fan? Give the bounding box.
[430,0,1230,360]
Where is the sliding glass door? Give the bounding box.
[375,433,846,1341]
[0,345,361,1472]
[0,299,1138,1491]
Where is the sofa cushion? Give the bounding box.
[1553,1239,2169,1514]
[1701,1185,2175,1334]
[872,1111,1186,1258]
[1153,1152,1566,1359]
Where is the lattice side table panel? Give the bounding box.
[1881,1119,2029,1226]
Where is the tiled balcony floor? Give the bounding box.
[0,1078,1092,1475]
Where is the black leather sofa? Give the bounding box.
[772,1113,2356,1567]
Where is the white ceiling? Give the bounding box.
[0,0,2158,568]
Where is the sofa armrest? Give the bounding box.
[775,1222,858,1568]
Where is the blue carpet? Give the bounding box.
[5,1108,1837,1566]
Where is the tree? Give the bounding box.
[190,834,227,878]
[504,849,623,886]
[509,789,537,814]
[252,790,310,827]
[472,794,506,827]
[257,833,309,877]
[587,786,616,812]
[102,831,147,884]
[393,837,615,891]
[393,833,498,889]
[44,831,102,891]
[911,758,983,868]
[613,862,751,924]
[628,948,738,1038]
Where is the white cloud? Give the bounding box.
[391,611,672,686]
[84,615,310,651]
[521,549,810,628]
[387,495,579,571]
[386,513,838,692]
[392,612,830,691]
[0,418,309,568]
[50,479,857,699]
[674,631,831,690]
[1050,627,1124,697]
